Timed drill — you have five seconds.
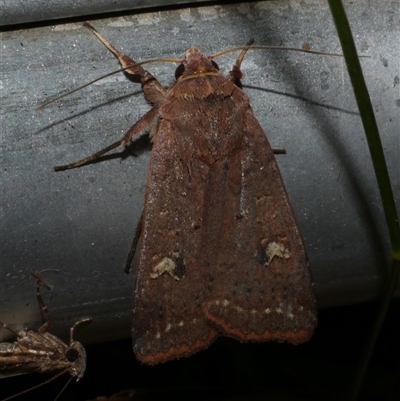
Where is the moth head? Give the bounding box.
[175,47,219,80]
[66,341,87,381]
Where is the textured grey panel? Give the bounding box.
[0,0,212,26]
[1,1,399,347]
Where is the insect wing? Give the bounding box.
[132,115,219,364]
[203,106,317,344]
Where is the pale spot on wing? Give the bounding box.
[151,318,201,342]
[262,240,291,266]
[150,257,178,279]
[209,299,229,308]
[150,256,183,280]
[287,304,294,320]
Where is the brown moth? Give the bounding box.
[0,272,90,400]
[54,23,317,364]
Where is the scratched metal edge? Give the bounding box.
[1,1,399,345]
[0,0,216,27]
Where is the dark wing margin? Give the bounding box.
[202,108,317,344]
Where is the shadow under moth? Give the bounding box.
[53,22,317,365]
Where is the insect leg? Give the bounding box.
[0,321,18,336]
[83,22,166,104]
[54,104,159,171]
[31,272,53,334]
[124,212,143,274]
[228,39,255,85]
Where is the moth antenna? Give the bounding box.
[70,317,92,343]
[0,369,69,401]
[36,37,368,111]
[211,45,347,59]
[37,58,180,111]
[53,377,73,401]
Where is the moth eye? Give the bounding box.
[66,348,79,362]
[211,60,219,70]
[175,64,185,80]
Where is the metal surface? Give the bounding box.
[0,0,215,26]
[1,1,399,345]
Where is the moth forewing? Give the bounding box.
[53,23,317,365]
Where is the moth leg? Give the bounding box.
[54,104,159,171]
[31,269,55,291]
[229,40,286,156]
[69,317,92,343]
[228,38,255,86]
[124,211,143,274]
[83,22,166,104]
[31,271,91,341]
[31,272,53,334]
[0,321,18,336]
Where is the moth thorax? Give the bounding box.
[183,48,219,76]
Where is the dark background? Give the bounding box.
[1,299,400,401]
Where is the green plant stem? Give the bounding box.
[327,1,400,400]
[328,0,400,256]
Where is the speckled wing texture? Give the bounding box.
[132,73,317,364]
[0,330,86,378]
[202,106,317,344]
